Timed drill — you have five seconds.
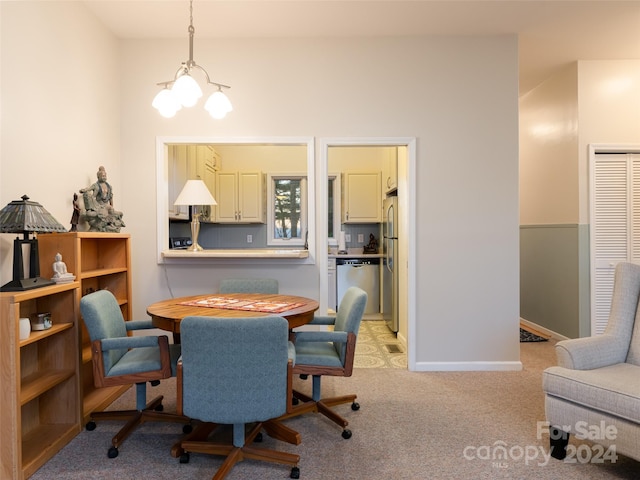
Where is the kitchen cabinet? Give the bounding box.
[1,282,81,479]
[37,232,132,424]
[197,144,221,173]
[342,171,382,223]
[215,171,265,223]
[169,145,219,221]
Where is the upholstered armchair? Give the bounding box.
[80,290,190,458]
[219,277,279,294]
[280,286,367,439]
[542,262,640,463]
[177,315,301,479]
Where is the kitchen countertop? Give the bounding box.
[162,248,309,259]
[328,249,383,259]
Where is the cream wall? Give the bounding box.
[519,59,640,338]
[577,60,640,224]
[520,59,640,226]
[212,144,307,171]
[0,2,120,277]
[519,63,579,225]
[1,2,520,370]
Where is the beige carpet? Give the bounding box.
[31,338,640,479]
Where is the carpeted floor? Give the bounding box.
[31,337,639,479]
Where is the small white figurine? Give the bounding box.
[52,253,75,283]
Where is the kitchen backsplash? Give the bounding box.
[169,221,381,251]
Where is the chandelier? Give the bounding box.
[152,0,232,119]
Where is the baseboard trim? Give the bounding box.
[520,318,568,341]
[413,361,523,372]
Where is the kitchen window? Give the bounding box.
[267,173,307,246]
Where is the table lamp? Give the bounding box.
[174,180,216,251]
[0,195,67,291]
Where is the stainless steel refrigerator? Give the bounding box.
[382,196,399,333]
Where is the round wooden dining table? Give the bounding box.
[147,292,319,337]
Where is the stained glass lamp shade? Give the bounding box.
[0,195,67,291]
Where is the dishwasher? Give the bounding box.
[336,258,380,315]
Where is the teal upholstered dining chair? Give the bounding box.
[219,277,279,294]
[80,290,190,458]
[280,286,367,439]
[177,315,301,479]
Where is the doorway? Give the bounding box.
[318,138,416,370]
[589,144,640,335]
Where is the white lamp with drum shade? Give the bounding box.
[174,180,216,251]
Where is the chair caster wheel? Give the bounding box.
[290,466,300,479]
[342,429,352,439]
[85,421,96,431]
[107,446,119,458]
[183,423,193,434]
[351,402,360,411]
[154,404,164,412]
[255,432,263,442]
[179,452,190,464]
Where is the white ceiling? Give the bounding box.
[83,0,640,95]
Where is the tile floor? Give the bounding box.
[354,318,407,368]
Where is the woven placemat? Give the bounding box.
[179,296,304,313]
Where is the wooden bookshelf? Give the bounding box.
[37,232,132,424]
[0,282,81,479]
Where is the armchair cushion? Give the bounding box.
[294,342,345,367]
[543,363,640,424]
[106,344,181,377]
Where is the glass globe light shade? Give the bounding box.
[204,90,233,119]
[152,89,181,118]
[172,74,202,107]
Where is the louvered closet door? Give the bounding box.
[591,153,640,335]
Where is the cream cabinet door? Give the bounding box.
[238,172,265,223]
[214,171,265,223]
[215,171,239,222]
[342,171,382,223]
